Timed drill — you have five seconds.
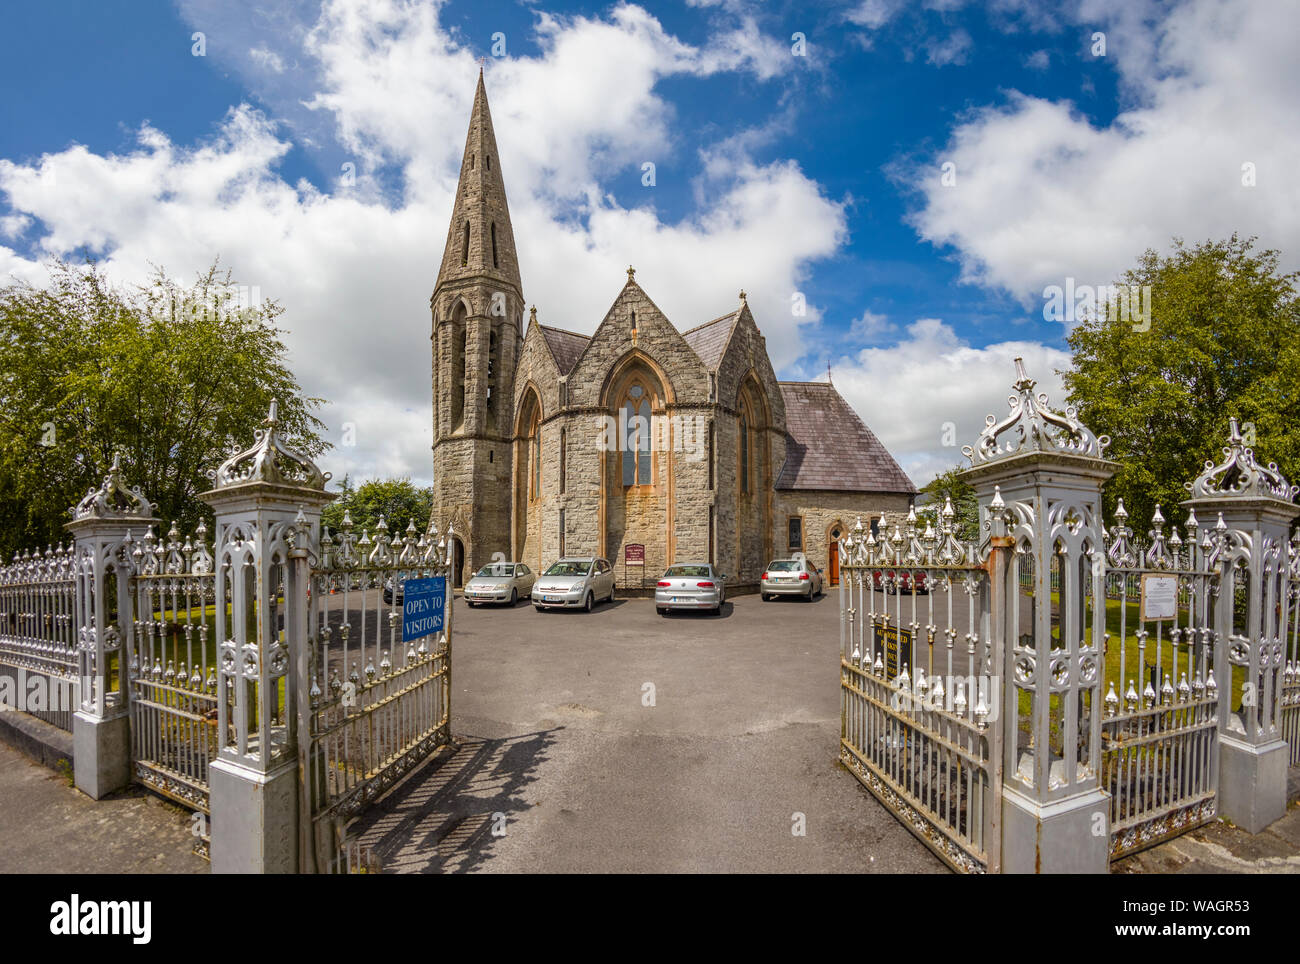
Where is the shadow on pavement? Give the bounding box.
[347,727,559,874]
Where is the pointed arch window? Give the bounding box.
[621,383,652,487]
[739,412,750,493]
[461,221,470,266]
[707,419,714,490]
[529,410,542,501]
[559,427,567,493]
[451,305,467,429]
[487,328,497,418]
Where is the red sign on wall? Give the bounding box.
[624,544,645,566]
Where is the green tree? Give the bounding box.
[918,464,980,541]
[0,259,327,556]
[321,476,434,539]
[1064,235,1300,530]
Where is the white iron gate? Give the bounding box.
[300,516,454,873]
[839,511,1004,873]
[1097,505,1221,859]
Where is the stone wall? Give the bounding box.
[773,491,914,579]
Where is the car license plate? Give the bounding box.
[544,595,561,602]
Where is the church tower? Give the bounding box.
[431,70,524,582]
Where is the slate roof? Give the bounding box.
[539,325,590,375]
[776,381,916,493]
[681,311,740,370]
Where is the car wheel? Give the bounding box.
[584,592,594,613]
[760,593,769,601]
[466,600,476,608]
[535,605,545,613]
[510,589,517,606]
[658,607,668,616]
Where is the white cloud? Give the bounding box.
[925,28,973,66]
[845,0,901,29]
[1023,48,1050,70]
[248,46,285,73]
[848,308,896,342]
[0,214,30,240]
[829,319,1071,486]
[901,0,1300,305]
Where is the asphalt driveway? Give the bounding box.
[348,587,946,873]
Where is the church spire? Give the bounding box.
[436,70,523,299]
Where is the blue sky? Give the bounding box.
[1,0,1294,486]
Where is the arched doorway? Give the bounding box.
[827,521,845,586]
[451,536,466,588]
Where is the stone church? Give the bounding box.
[431,73,915,590]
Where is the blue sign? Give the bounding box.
[402,577,446,643]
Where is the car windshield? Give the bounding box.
[475,564,515,577]
[767,560,800,571]
[544,561,591,577]
[665,566,710,578]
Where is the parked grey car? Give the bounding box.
[760,557,823,601]
[655,563,726,616]
[464,562,536,607]
[533,557,615,612]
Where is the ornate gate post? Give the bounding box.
[1183,420,1297,833]
[65,457,156,799]
[961,360,1116,873]
[200,403,333,874]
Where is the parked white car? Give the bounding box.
[655,563,726,616]
[533,557,615,612]
[760,557,824,601]
[464,562,536,607]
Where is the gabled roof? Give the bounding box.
[776,381,916,493]
[681,310,740,370]
[539,325,590,375]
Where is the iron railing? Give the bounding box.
[0,545,79,731]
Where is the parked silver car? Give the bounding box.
[760,557,823,601]
[533,557,615,612]
[464,562,536,607]
[655,563,726,616]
